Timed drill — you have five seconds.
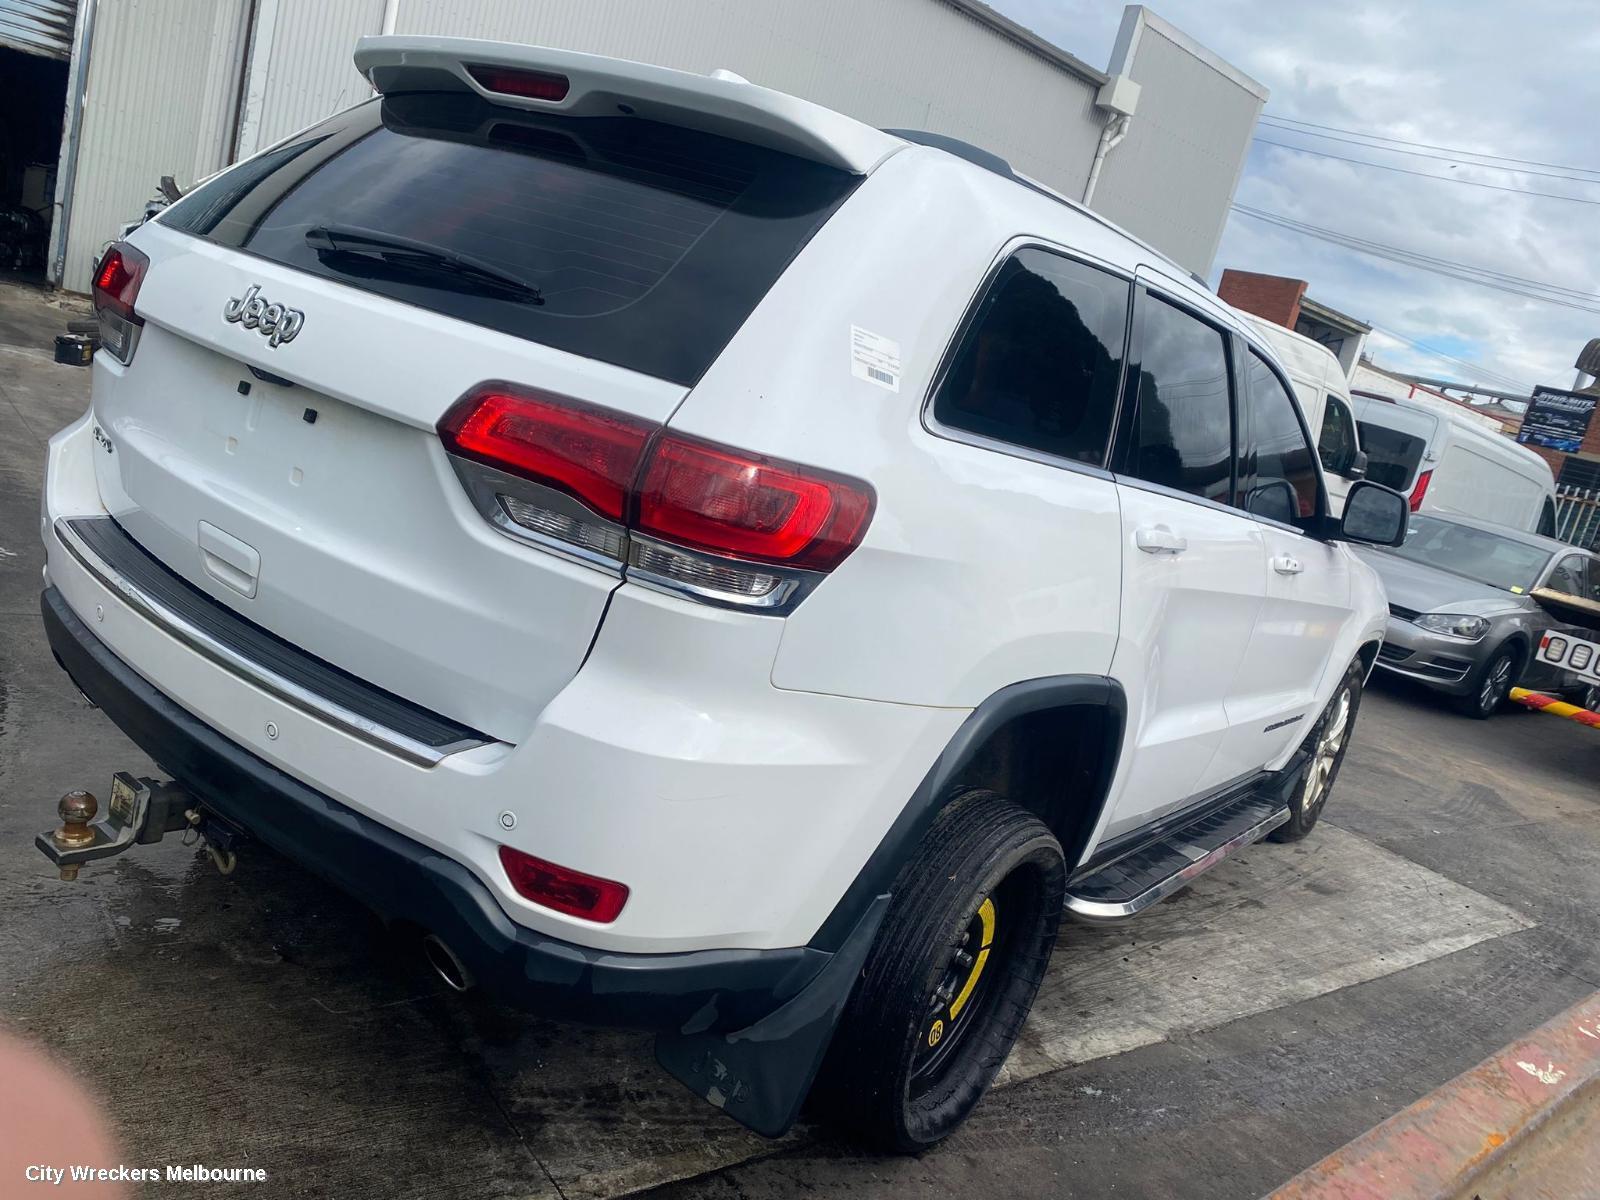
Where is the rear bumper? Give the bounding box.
[41,585,826,1032]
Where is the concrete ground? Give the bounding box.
[0,278,1596,1199]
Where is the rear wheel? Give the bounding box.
[1455,644,1519,719]
[1270,659,1362,843]
[814,792,1065,1152]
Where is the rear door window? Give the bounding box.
[160,94,859,385]
[932,248,1130,466]
[1121,291,1234,504]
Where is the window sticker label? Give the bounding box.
[851,325,901,392]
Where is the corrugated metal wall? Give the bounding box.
[0,0,76,59]
[59,0,247,288]
[237,0,384,156]
[55,0,1261,290]
[391,0,1106,197]
[1092,6,1266,276]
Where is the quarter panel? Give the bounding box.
[665,151,1134,705]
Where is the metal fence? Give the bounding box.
[1555,486,1600,550]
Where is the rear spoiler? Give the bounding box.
[354,36,901,174]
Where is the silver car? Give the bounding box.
[1354,513,1600,718]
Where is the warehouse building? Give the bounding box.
[0,0,1266,293]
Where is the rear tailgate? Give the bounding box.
[90,78,863,744]
[95,228,683,744]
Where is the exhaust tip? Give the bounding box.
[421,933,473,993]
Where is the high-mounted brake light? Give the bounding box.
[437,386,875,610]
[91,242,150,364]
[498,846,628,923]
[1409,468,1433,512]
[466,64,571,103]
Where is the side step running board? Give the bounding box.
[1064,794,1290,924]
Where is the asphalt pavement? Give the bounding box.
[0,279,1595,1199]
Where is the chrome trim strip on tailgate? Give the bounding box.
[53,517,491,767]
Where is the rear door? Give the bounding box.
[1353,397,1437,507]
[95,92,858,742]
[1104,284,1266,836]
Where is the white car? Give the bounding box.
[37,37,1407,1151]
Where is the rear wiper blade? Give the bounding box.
[304,224,543,304]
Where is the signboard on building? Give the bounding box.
[1517,386,1598,453]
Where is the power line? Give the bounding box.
[1231,205,1600,308]
[1257,119,1600,186]
[1262,113,1600,177]
[1252,138,1600,206]
[1367,323,1535,394]
[1231,208,1600,333]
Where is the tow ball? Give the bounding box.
[36,772,243,881]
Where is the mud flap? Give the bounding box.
[654,894,889,1137]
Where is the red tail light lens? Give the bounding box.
[498,846,628,923]
[1409,468,1433,512]
[466,64,571,102]
[438,386,654,521]
[91,242,150,363]
[637,434,875,571]
[92,243,148,319]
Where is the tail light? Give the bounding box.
[498,846,628,923]
[91,242,150,364]
[636,436,873,572]
[1409,468,1433,512]
[437,385,875,612]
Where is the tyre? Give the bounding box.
[1454,643,1520,719]
[1269,659,1363,843]
[1572,682,1600,714]
[814,791,1066,1152]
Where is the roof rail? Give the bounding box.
[354,36,902,174]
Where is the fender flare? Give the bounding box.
[808,673,1126,953]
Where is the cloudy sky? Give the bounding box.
[992,0,1600,396]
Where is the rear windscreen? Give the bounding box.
[160,94,859,385]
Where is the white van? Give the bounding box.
[1350,391,1558,534]
[1243,317,1366,514]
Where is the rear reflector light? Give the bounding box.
[91,242,149,364]
[466,64,571,102]
[1409,468,1433,512]
[637,435,874,571]
[498,846,628,923]
[439,387,653,522]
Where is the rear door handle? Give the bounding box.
[1135,527,1188,555]
[1271,555,1303,576]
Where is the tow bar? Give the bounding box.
[35,771,244,881]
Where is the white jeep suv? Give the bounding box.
[37,38,1406,1151]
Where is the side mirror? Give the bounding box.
[1342,449,1369,481]
[1337,480,1407,546]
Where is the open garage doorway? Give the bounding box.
[0,26,72,282]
